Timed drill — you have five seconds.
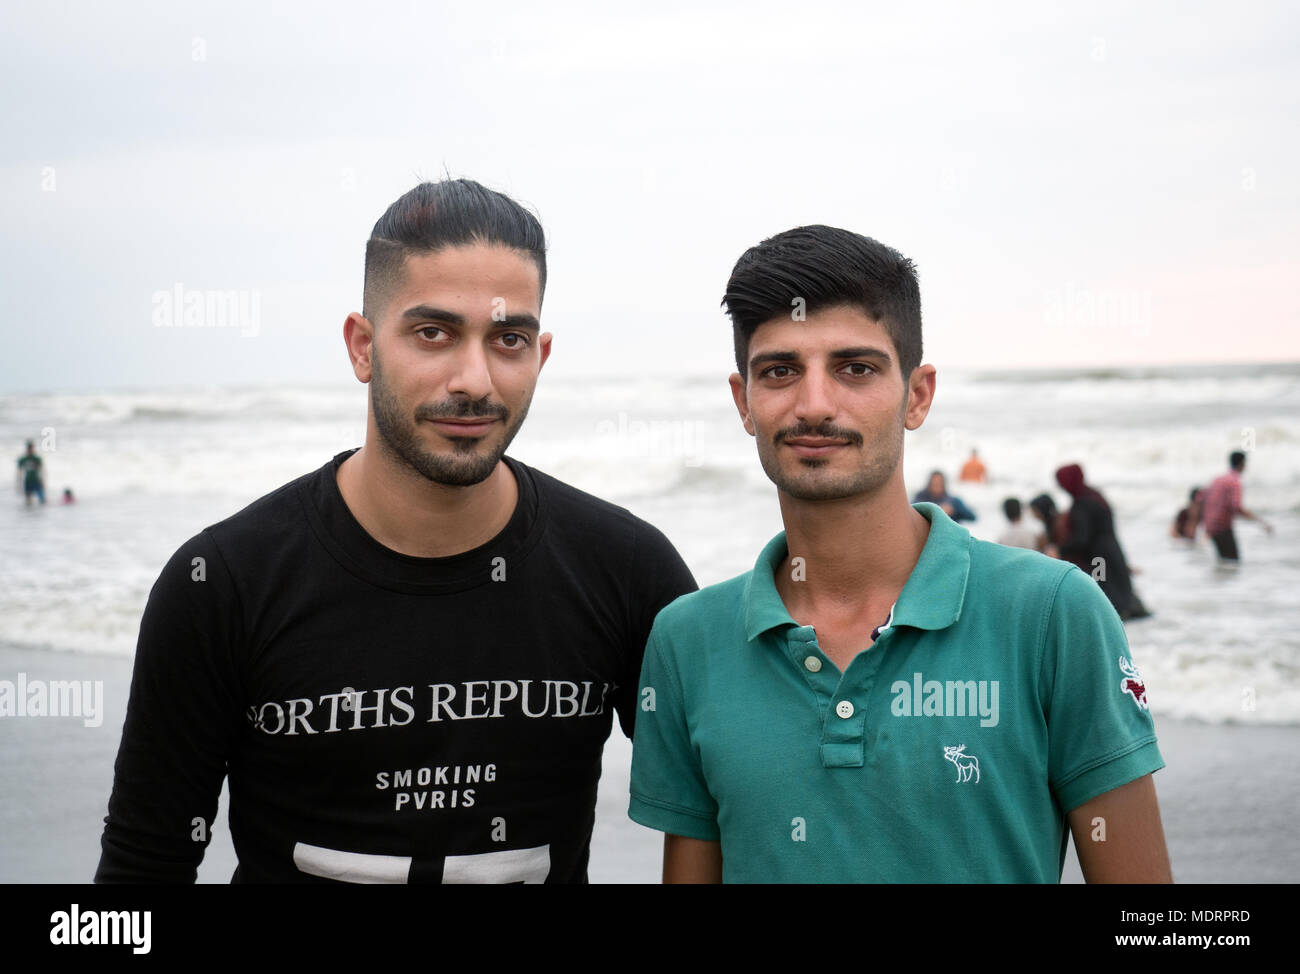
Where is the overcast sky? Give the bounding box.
[2,0,1297,394]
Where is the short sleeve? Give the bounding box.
[95,530,245,882]
[1040,567,1164,813]
[613,519,697,739]
[628,623,719,841]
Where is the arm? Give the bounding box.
[628,621,723,880]
[1225,477,1271,532]
[1238,507,1273,533]
[1068,774,1172,883]
[663,835,722,883]
[1042,568,1167,881]
[616,519,698,739]
[96,532,243,882]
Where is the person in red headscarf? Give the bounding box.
[1054,463,1150,620]
[1050,465,1154,618]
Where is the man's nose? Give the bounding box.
[794,367,835,427]
[446,341,494,402]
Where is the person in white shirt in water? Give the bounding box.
[997,497,1040,550]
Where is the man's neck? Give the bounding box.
[774,482,930,626]
[335,442,518,558]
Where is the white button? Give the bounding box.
[835,701,854,719]
[804,656,822,672]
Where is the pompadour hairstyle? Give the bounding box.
[721,225,922,379]
[363,178,547,321]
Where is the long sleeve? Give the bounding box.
[95,531,245,882]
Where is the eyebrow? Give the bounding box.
[830,346,892,365]
[399,304,541,331]
[749,346,893,370]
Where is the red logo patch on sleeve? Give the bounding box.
[1118,657,1149,710]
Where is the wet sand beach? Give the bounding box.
[2,642,1295,884]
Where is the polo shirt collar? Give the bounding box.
[743,501,971,642]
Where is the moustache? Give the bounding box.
[774,422,864,447]
[414,399,509,422]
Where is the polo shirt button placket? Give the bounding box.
[789,626,829,689]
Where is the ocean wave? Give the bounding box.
[970,362,1300,385]
[3,371,1299,726]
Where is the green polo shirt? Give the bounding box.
[629,502,1164,883]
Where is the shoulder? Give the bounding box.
[650,570,749,642]
[522,459,636,523]
[519,459,679,556]
[965,541,1123,658]
[166,462,321,577]
[966,537,1077,611]
[1033,556,1126,645]
[200,466,318,557]
[970,535,1070,578]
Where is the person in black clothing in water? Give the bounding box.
[1028,493,1066,557]
[1054,463,1150,621]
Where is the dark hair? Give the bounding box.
[721,224,922,379]
[1029,493,1057,525]
[1229,450,1246,471]
[1003,497,1022,521]
[1189,486,1202,502]
[363,178,547,321]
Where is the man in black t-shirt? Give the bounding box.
[96,179,697,884]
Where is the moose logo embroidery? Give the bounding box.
[942,744,980,784]
[1118,657,1148,711]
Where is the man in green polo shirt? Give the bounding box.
[628,225,1171,883]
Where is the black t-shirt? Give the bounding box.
[17,454,42,486]
[95,451,697,883]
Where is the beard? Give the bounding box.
[755,396,908,502]
[369,345,533,487]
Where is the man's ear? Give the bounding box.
[537,331,553,373]
[344,312,374,383]
[904,364,937,430]
[728,372,756,437]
